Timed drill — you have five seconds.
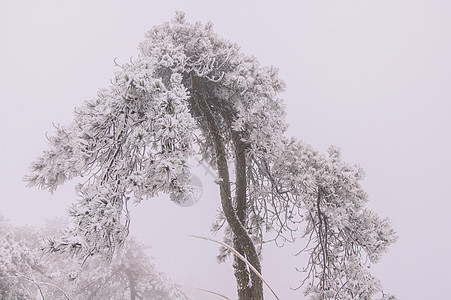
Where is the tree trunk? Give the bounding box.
[233,135,252,298]
[124,268,137,300]
[233,135,264,300]
[190,75,264,300]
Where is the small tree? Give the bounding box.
[26,12,397,299]
[0,217,39,299]
[0,216,189,299]
[64,237,189,300]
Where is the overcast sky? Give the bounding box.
[1,1,450,299]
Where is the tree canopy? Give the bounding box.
[27,12,397,299]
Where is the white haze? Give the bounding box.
[1,1,450,299]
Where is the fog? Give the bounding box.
[1,1,450,299]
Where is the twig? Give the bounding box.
[190,235,280,300]
[196,288,232,299]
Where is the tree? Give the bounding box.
[64,237,189,300]
[0,216,39,299]
[26,12,397,299]
[0,216,189,299]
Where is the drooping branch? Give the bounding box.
[316,187,328,292]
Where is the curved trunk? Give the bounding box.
[190,75,263,300]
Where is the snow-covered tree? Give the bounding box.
[0,216,189,299]
[26,12,397,299]
[63,237,189,300]
[0,217,39,299]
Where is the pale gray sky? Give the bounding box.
[1,1,450,299]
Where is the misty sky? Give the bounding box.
[1,1,450,299]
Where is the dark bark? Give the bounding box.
[234,136,263,300]
[233,132,252,299]
[124,268,137,300]
[190,75,263,300]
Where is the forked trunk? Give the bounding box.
[191,75,264,300]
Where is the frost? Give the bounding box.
[214,177,224,184]
[0,217,190,299]
[26,12,397,300]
